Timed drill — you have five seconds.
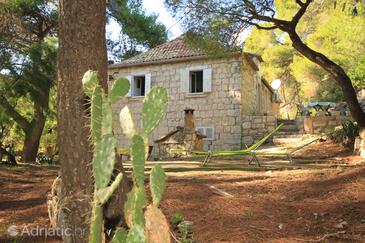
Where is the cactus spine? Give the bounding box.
[82,70,170,242]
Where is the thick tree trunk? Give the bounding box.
[57,0,108,242]
[287,31,365,126]
[22,105,47,163]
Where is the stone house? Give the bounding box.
[108,36,279,151]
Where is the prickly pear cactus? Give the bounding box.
[82,70,130,243]
[142,87,168,135]
[82,70,170,243]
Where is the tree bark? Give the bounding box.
[22,104,47,163]
[287,30,365,127]
[57,0,108,242]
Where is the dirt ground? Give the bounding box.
[0,140,364,242]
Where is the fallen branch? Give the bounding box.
[209,185,234,198]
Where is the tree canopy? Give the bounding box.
[242,1,365,117]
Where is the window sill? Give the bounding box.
[128,96,145,101]
[185,92,209,98]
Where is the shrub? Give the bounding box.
[332,120,359,147]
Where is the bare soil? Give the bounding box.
[0,140,364,242]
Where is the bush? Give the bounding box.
[332,120,359,147]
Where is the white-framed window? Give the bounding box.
[190,70,204,93]
[196,126,214,140]
[126,73,151,97]
[181,67,212,94]
[133,75,146,96]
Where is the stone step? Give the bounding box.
[274,133,306,139]
[280,124,300,132]
[273,134,319,145]
[273,137,303,145]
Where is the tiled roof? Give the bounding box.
[109,36,242,68]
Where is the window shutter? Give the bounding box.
[145,73,151,95]
[180,69,189,93]
[126,75,132,96]
[203,68,212,92]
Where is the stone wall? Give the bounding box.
[109,56,245,151]
[300,114,350,134]
[241,116,277,146]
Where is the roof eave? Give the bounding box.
[108,51,242,69]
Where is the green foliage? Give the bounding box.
[107,0,167,60]
[0,0,57,161]
[83,71,170,242]
[349,55,365,90]
[332,120,359,147]
[243,211,253,219]
[142,87,168,135]
[177,220,194,243]
[150,164,166,207]
[171,210,184,225]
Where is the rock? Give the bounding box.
[278,224,283,230]
[334,221,348,229]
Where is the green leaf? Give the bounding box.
[119,106,136,138]
[126,225,146,243]
[82,70,98,97]
[131,135,145,187]
[142,87,168,135]
[150,164,166,207]
[92,134,117,189]
[108,77,130,104]
[112,228,128,243]
[91,86,102,144]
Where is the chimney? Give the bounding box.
[184,108,195,132]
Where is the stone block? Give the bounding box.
[243,136,254,145]
[242,122,251,129]
[266,116,276,123]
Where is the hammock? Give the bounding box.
[192,124,284,166]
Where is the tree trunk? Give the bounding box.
[287,31,365,126]
[22,105,47,163]
[57,0,108,242]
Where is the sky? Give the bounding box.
[106,0,183,42]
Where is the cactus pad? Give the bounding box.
[108,77,130,104]
[82,70,98,97]
[101,97,113,137]
[150,164,166,207]
[124,187,147,228]
[91,86,102,144]
[92,134,117,189]
[119,106,136,138]
[126,225,146,243]
[142,87,168,135]
[112,228,128,243]
[131,135,145,187]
